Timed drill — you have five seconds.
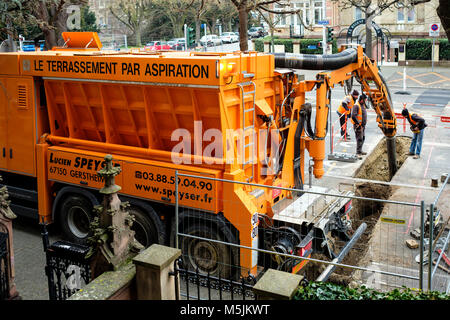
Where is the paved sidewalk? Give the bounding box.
[381,65,450,90]
[298,63,450,90]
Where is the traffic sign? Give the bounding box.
[429,23,440,37]
[317,20,329,25]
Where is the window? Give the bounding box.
[292,2,310,26]
[398,3,415,23]
[407,7,415,22]
[275,4,287,26]
[314,1,324,24]
[355,7,363,20]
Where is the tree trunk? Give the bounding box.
[55,8,68,47]
[238,6,248,51]
[195,18,201,46]
[270,29,274,52]
[365,12,373,58]
[437,0,450,40]
[43,29,58,50]
[135,26,142,47]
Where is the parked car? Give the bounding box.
[200,35,222,47]
[22,40,45,51]
[220,32,238,44]
[248,27,267,38]
[144,41,171,51]
[169,38,186,50]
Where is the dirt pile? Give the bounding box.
[302,136,412,285]
[354,136,411,182]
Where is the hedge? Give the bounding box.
[439,39,450,60]
[294,281,450,300]
[405,39,432,60]
[254,37,337,54]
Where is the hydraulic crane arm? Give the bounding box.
[274,45,399,182]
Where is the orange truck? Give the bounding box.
[0,32,396,278]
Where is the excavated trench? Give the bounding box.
[302,136,412,285]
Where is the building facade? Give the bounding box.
[264,0,445,62]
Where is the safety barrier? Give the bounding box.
[173,171,449,294]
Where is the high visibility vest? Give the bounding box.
[408,113,421,133]
[351,101,363,125]
[337,95,353,115]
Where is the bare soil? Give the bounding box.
[301,136,412,285]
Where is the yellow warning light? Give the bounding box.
[227,62,236,73]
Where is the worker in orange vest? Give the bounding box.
[337,89,359,140]
[402,108,427,159]
[351,93,368,159]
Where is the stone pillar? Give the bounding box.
[252,269,303,300]
[432,40,439,63]
[264,42,270,53]
[132,244,181,300]
[0,179,20,299]
[87,155,143,279]
[398,41,406,66]
[293,42,300,54]
[274,44,285,53]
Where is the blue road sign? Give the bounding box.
[317,20,329,25]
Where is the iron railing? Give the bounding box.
[42,224,91,300]
[0,231,9,300]
[171,258,256,300]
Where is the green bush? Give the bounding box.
[254,38,264,52]
[439,39,450,60]
[406,39,432,60]
[294,281,450,300]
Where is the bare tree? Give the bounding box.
[191,0,207,46]
[256,3,310,52]
[110,0,152,47]
[230,0,293,51]
[330,0,439,58]
[153,0,193,38]
[31,0,88,49]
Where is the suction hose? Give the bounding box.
[274,48,358,70]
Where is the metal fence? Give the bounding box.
[171,258,256,300]
[41,224,91,300]
[173,171,449,298]
[0,231,9,300]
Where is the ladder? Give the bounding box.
[237,73,256,181]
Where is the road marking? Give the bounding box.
[325,162,336,175]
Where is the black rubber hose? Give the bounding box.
[274,48,358,70]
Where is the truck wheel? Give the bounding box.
[59,195,94,244]
[128,205,165,248]
[181,223,232,279]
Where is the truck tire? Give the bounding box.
[181,223,233,279]
[127,205,165,248]
[59,195,94,244]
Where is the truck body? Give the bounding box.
[0,33,396,278]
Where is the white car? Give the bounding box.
[220,32,238,44]
[200,35,222,47]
